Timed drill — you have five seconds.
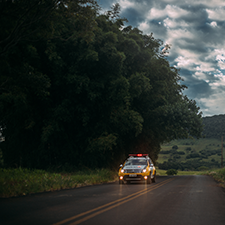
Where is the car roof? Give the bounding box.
[128,157,147,160]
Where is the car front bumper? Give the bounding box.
[120,174,148,182]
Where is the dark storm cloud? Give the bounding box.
[147,20,167,37]
[181,10,208,25]
[176,39,208,54]
[183,79,214,99]
[121,7,146,26]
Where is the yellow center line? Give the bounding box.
[53,178,174,225]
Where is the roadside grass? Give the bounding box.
[176,170,203,175]
[158,168,225,188]
[156,169,167,176]
[0,168,118,198]
[205,168,225,188]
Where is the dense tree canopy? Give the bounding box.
[0,1,203,169]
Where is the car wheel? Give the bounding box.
[152,172,156,183]
[147,175,152,184]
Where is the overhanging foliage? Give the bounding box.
[0,1,203,169]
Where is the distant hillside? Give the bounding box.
[158,138,224,170]
[158,114,225,171]
[202,114,225,139]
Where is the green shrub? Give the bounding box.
[173,155,181,159]
[166,169,178,175]
[206,168,225,188]
[186,153,200,159]
[177,151,185,155]
[198,166,209,171]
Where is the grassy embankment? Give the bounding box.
[1,166,224,198]
[0,168,118,198]
[205,168,225,188]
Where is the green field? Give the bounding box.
[158,138,224,170]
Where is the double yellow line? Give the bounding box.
[54,178,174,225]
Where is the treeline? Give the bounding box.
[0,0,203,169]
[202,115,225,139]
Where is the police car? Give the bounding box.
[118,154,156,184]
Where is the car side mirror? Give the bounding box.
[120,164,123,167]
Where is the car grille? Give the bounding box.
[124,169,142,173]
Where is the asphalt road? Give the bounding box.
[1,175,225,225]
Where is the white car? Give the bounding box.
[118,154,156,184]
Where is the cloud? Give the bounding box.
[206,8,225,21]
[98,0,225,116]
[119,0,136,8]
[197,91,225,116]
[211,71,225,88]
[147,5,190,20]
[209,21,217,27]
[163,18,189,29]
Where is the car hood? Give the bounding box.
[123,165,146,170]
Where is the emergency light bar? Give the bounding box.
[129,154,148,157]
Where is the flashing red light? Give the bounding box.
[129,154,148,157]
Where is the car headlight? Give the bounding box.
[142,169,147,173]
[121,169,124,173]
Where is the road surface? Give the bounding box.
[0,175,225,225]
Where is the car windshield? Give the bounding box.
[125,159,147,166]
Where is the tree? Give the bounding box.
[0,0,99,168]
[0,2,203,169]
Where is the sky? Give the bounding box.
[97,0,225,117]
